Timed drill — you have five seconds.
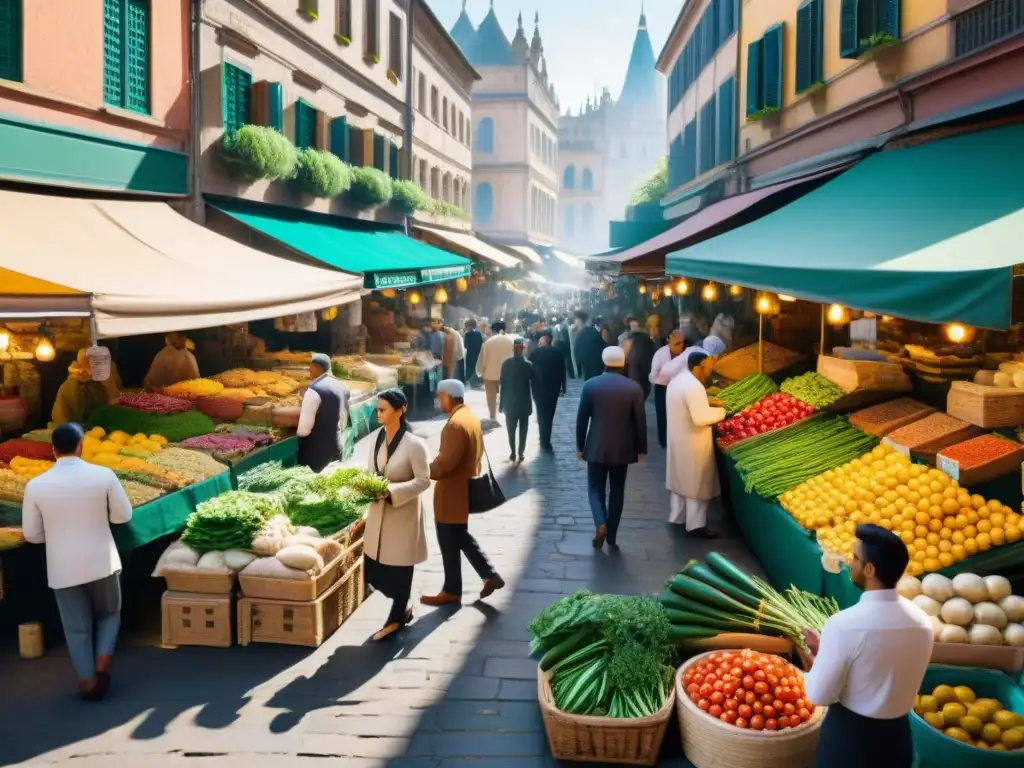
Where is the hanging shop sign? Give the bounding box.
[365,264,472,290]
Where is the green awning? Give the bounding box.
[210,200,471,290]
[666,123,1024,329]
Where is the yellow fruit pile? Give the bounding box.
[8,457,54,479]
[781,443,1024,576]
[83,428,168,464]
[0,469,28,502]
[163,378,224,400]
[915,684,1024,751]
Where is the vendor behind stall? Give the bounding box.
[297,353,351,473]
[143,333,200,391]
[51,349,117,427]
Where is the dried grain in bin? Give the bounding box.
[537,666,674,765]
[910,665,1024,768]
[675,652,825,768]
[161,591,234,648]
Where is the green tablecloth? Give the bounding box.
[229,436,299,486]
[723,454,826,595]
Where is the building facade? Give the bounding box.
[557,92,609,256]
[0,0,190,196]
[449,5,560,247]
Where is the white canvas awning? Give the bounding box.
[414,225,521,269]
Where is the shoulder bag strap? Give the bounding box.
[480,443,497,481]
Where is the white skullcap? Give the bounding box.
[437,378,466,399]
[602,346,626,368]
[702,335,727,357]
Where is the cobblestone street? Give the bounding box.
[0,380,761,767]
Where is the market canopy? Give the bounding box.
[211,200,471,290]
[509,245,543,265]
[413,224,521,269]
[0,190,363,337]
[666,123,1024,329]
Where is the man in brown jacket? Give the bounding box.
[422,379,504,605]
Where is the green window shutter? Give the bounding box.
[330,116,350,162]
[880,0,900,39]
[717,77,735,165]
[388,141,399,180]
[267,83,283,131]
[103,0,124,107]
[796,2,812,94]
[221,64,252,134]
[762,24,783,110]
[124,0,149,113]
[372,134,385,170]
[0,0,23,82]
[295,101,316,149]
[699,95,717,174]
[839,0,860,58]
[745,38,763,116]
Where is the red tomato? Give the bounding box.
[790,713,803,727]
[783,703,796,717]
[764,718,778,731]
[735,717,749,729]
[779,688,799,704]
[722,682,737,697]
[690,693,701,704]
[738,704,752,719]
[697,698,710,711]
[710,691,724,705]
[683,671,695,684]
[722,710,738,725]
[729,667,742,678]
[767,674,779,686]
[778,715,791,729]
[744,691,757,706]
[724,698,739,713]
[753,681,768,695]
[798,707,811,721]
[741,675,755,690]
[698,683,713,697]
[708,704,722,718]
[752,701,764,714]
[760,693,774,704]
[796,698,806,710]
[712,680,724,692]
[763,705,776,719]
[741,660,756,674]
[753,670,767,682]
[750,714,765,730]
[686,683,699,696]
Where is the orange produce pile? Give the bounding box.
[682,650,816,731]
[938,434,1022,470]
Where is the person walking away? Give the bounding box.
[665,351,726,538]
[423,380,504,605]
[362,390,432,641]
[553,317,575,380]
[569,312,586,378]
[297,353,351,472]
[144,332,200,391]
[21,423,133,700]
[650,330,685,449]
[441,325,465,381]
[499,338,534,463]
[804,524,933,768]
[576,347,647,549]
[529,330,566,452]
[574,315,608,381]
[464,320,484,388]
[625,318,656,401]
[476,320,514,421]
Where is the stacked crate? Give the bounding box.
[161,571,237,648]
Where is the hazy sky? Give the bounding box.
[427,0,677,111]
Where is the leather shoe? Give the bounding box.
[371,622,403,642]
[479,576,505,599]
[687,527,720,539]
[420,592,460,607]
[592,524,607,549]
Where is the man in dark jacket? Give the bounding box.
[297,353,351,472]
[624,318,656,401]
[499,338,534,463]
[463,319,484,389]
[576,346,647,549]
[529,329,566,451]
[573,316,607,381]
[552,317,574,380]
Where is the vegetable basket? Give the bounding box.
[538,666,674,765]
[675,652,825,768]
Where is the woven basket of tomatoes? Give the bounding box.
[675,650,825,768]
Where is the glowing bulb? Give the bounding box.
[455,277,469,292]
[827,303,846,324]
[381,288,397,298]
[434,287,449,304]
[777,294,797,302]
[728,285,743,297]
[34,338,55,362]
[663,284,673,297]
[880,315,893,323]
[675,278,690,295]
[638,282,647,295]
[0,330,9,352]
[756,295,773,314]
[945,323,970,344]
[597,279,607,290]
[320,306,339,321]
[701,283,718,301]
[408,290,422,305]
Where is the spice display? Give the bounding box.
[117,392,194,415]
[848,397,935,437]
[0,438,57,463]
[913,683,1024,749]
[119,479,165,507]
[716,393,816,447]
[218,388,261,401]
[178,433,271,454]
[163,378,225,400]
[717,374,778,416]
[780,372,846,409]
[528,591,674,718]
[20,429,53,443]
[714,342,804,381]
[83,428,167,460]
[87,405,216,443]
[7,457,54,479]
[195,396,245,421]
[897,573,1024,647]
[0,469,28,502]
[937,434,1022,470]
[885,412,973,452]
[212,369,303,397]
[680,650,816,731]
[180,491,281,553]
[729,417,878,499]
[148,446,228,483]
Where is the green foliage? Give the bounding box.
[628,155,668,206]
[296,148,351,198]
[860,32,901,51]
[389,179,431,214]
[429,199,471,221]
[746,105,780,122]
[347,166,393,208]
[237,461,315,493]
[220,125,298,182]
[181,491,281,553]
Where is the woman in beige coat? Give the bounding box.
[363,389,431,641]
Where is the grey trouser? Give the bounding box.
[53,572,122,681]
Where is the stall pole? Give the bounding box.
[819,304,826,357]
[758,312,764,374]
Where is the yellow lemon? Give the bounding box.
[1001,728,1024,750]
[960,716,983,736]
[993,710,1018,730]
[923,711,945,729]
[943,727,972,743]
[933,686,958,706]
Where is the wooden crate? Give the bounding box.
[936,435,1024,486]
[161,591,234,648]
[163,569,236,595]
[237,554,365,648]
[946,381,1024,428]
[848,397,936,436]
[817,355,911,394]
[238,525,363,602]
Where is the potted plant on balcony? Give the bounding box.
[859,32,902,80]
[334,34,352,46]
[347,166,392,209]
[746,105,780,126]
[389,179,430,215]
[295,148,351,198]
[220,125,298,183]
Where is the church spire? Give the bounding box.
[617,0,659,115]
[511,9,528,60]
[639,0,647,30]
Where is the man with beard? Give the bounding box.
[529,329,566,452]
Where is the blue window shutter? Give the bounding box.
[124,0,149,113]
[717,77,735,165]
[295,101,316,149]
[762,25,783,110]
[221,64,252,134]
[388,141,399,179]
[880,0,900,39]
[103,0,124,107]
[745,38,762,116]
[839,0,860,58]
[330,116,350,162]
[372,133,385,170]
[0,0,22,82]
[267,82,283,131]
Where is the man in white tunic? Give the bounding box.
[665,350,726,537]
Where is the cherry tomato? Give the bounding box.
[697,698,710,711]
[760,692,774,704]
[798,707,811,721]
[724,698,739,712]
[752,701,764,714]
[722,682,737,697]
[686,683,699,696]
[738,704,752,719]
[753,681,768,695]
[778,715,791,729]
[753,669,767,682]
[741,659,756,674]
[708,704,722,718]
[783,703,796,717]
[773,699,785,712]
[698,683,713,698]
[742,675,755,690]
[735,717,749,729]
[796,698,806,710]
[764,718,778,731]
[763,705,776,719]
[690,693,701,704]
[780,688,799,704]
[750,714,765,730]
[712,680,724,692]
[744,691,757,706]
[790,713,803,727]
[683,671,695,684]
[730,667,742,678]
[710,691,724,705]
[722,710,738,724]
[767,674,779,686]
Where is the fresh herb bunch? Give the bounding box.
[344,471,390,501]
[237,461,315,493]
[285,488,365,535]
[87,405,216,443]
[181,491,281,553]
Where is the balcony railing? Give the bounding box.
[954,0,1024,57]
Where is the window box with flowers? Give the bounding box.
[334,34,351,46]
[365,54,380,66]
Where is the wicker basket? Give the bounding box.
[239,528,363,602]
[163,568,236,595]
[538,667,674,765]
[946,381,1024,428]
[675,652,825,768]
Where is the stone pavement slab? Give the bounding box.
[0,379,763,767]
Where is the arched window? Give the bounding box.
[582,203,594,232]
[417,73,426,113]
[431,86,439,121]
[429,166,440,197]
[475,183,494,223]
[582,168,594,190]
[442,97,449,129]
[476,117,494,153]
[563,205,575,237]
[442,172,451,203]
[563,165,575,189]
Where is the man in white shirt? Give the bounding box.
[649,330,685,448]
[21,423,133,700]
[804,523,933,768]
[297,353,351,472]
[476,320,514,422]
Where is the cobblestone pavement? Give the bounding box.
[0,379,762,767]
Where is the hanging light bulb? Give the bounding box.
[638,282,647,295]
[663,283,674,297]
[34,337,55,362]
[777,294,797,302]
[597,278,607,290]
[0,328,9,353]
[827,303,849,325]
[381,288,397,299]
[755,292,775,315]
[701,282,719,302]
[408,290,422,305]
[434,286,449,304]
[455,277,469,293]
[675,277,690,295]
[945,323,972,344]
[320,306,339,322]
[728,284,743,297]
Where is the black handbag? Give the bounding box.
[468,445,505,514]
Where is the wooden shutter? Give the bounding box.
[699,96,717,174]
[388,142,399,180]
[0,0,23,82]
[295,101,316,149]
[372,134,385,171]
[250,82,283,130]
[347,126,365,165]
[364,0,379,59]
[388,12,402,77]
[839,0,860,58]
[315,111,331,151]
[761,24,783,110]
[717,77,735,165]
[222,64,252,133]
[879,0,900,39]
[330,117,350,162]
[745,38,762,116]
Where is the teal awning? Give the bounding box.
[666,123,1024,329]
[210,200,471,290]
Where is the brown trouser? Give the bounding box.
[484,380,500,420]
